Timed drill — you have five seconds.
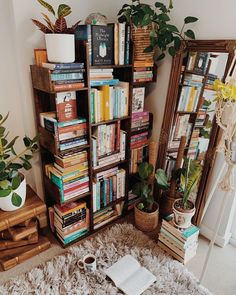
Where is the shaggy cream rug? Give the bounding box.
[0,223,211,295]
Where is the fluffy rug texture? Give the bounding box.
[0,223,211,295]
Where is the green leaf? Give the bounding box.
[12,175,21,190]
[155,53,165,61]
[37,0,55,15]
[184,29,195,39]
[5,136,18,149]
[0,113,9,126]
[166,24,179,32]
[23,137,31,147]
[168,46,176,56]
[184,16,199,24]
[139,162,153,180]
[0,172,9,181]
[137,202,145,211]
[0,189,11,197]
[8,163,23,170]
[11,146,16,155]
[132,182,142,197]
[23,161,32,170]
[11,192,22,207]
[0,162,6,172]
[1,138,7,146]
[57,4,71,18]
[25,154,33,160]
[155,169,170,190]
[141,14,151,27]
[174,37,181,50]
[158,13,170,22]
[0,180,10,190]
[143,45,154,53]
[0,126,5,137]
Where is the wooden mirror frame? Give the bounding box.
[156,40,236,225]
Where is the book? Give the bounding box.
[55,91,77,122]
[118,23,126,65]
[104,255,156,295]
[42,62,84,70]
[0,236,50,271]
[6,220,38,242]
[91,24,114,66]
[53,82,85,92]
[51,72,83,81]
[132,87,145,113]
[0,232,38,250]
[34,49,47,66]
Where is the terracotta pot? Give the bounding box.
[0,175,26,212]
[45,33,75,63]
[134,202,159,232]
[172,198,195,229]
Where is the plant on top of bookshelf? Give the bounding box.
[32,0,81,63]
[132,162,159,232]
[0,113,39,212]
[117,0,198,61]
[156,158,202,228]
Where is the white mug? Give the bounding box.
[78,254,96,272]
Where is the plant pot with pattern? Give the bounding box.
[117,0,198,62]
[132,162,159,232]
[0,113,38,211]
[32,0,81,63]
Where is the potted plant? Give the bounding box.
[117,0,198,61]
[156,158,202,228]
[132,162,159,232]
[32,0,81,63]
[0,113,38,211]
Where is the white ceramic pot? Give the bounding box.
[172,198,195,229]
[45,34,75,63]
[0,176,26,211]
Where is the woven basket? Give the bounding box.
[134,202,159,232]
[131,24,154,62]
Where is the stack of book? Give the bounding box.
[93,203,123,230]
[168,114,192,149]
[130,145,149,174]
[75,23,131,66]
[92,123,126,169]
[92,167,126,212]
[40,112,88,152]
[131,111,150,132]
[90,82,129,123]
[42,62,85,92]
[45,151,89,203]
[195,110,207,128]
[131,131,149,149]
[177,85,201,112]
[205,73,218,89]
[158,214,199,264]
[133,67,153,83]
[52,201,89,245]
[90,69,119,87]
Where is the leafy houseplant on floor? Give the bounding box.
[117,0,198,61]
[132,162,159,232]
[32,0,81,63]
[156,158,202,228]
[0,113,38,211]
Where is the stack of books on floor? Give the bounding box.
[92,167,126,212]
[40,112,88,151]
[158,214,199,264]
[51,201,89,245]
[0,219,50,271]
[90,69,119,86]
[133,64,154,83]
[92,123,126,169]
[131,111,150,133]
[75,23,131,66]
[45,150,89,204]
[93,203,123,230]
[90,81,129,123]
[42,62,85,91]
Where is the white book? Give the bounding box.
[132,87,145,113]
[118,23,126,65]
[104,255,156,295]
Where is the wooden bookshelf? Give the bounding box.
[31,36,157,247]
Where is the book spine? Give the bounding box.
[53,83,85,92]
[119,23,126,65]
[125,24,131,64]
[51,73,84,81]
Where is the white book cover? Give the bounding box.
[132,87,145,113]
[119,23,126,65]
[104,255,156,295]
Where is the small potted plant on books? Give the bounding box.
[132,162,159,232]
[156,158,202,228]
[0,113,38,211]
[32,0,81,63]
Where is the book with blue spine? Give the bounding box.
[90,79,119,87]
[51,72,84,81]
[42,62,84,70]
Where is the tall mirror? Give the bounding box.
[156,40,236,225]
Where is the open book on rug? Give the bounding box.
[104,254,156,295]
